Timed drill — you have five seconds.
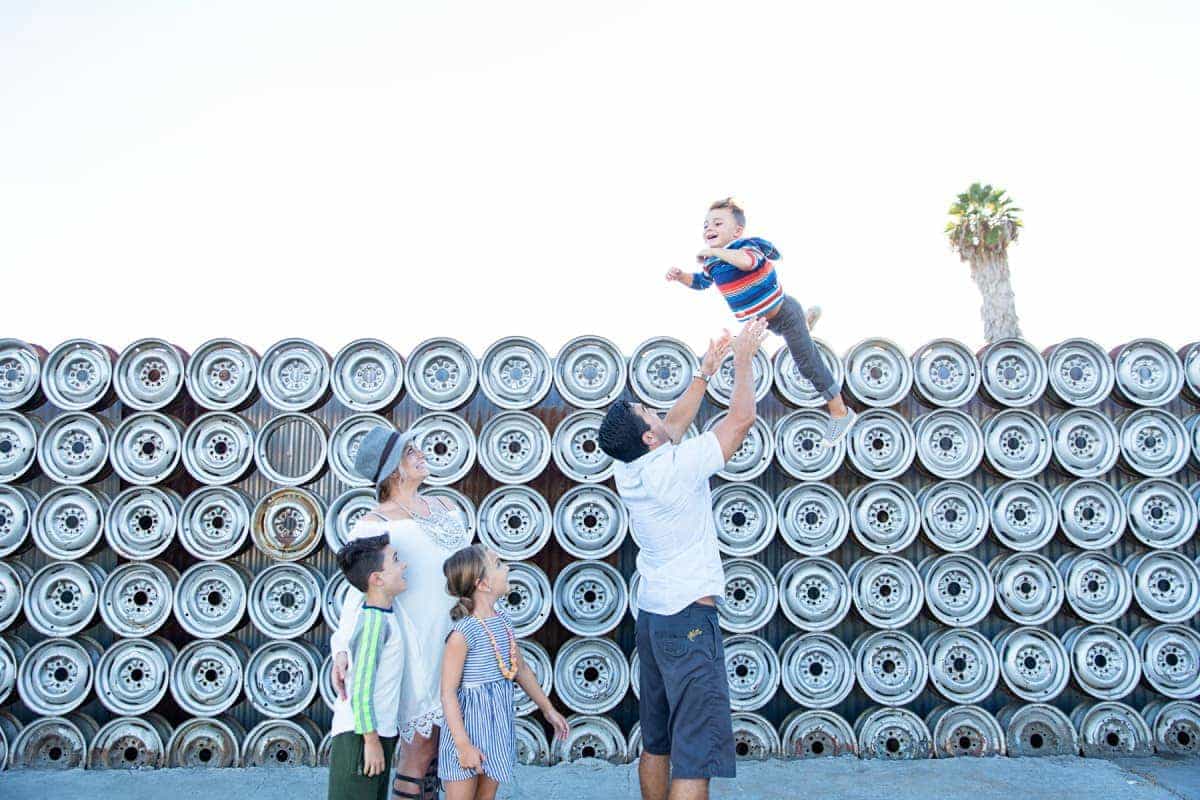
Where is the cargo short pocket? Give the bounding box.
[654,613,716,661]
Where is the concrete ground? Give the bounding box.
[1,757,1198,800]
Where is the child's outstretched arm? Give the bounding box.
[513,647,569,740]
[667,266,712,290]
[440,630,486,771]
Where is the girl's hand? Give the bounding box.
[545,708,570,741]
[665,266,685,283]
[456,740,486,771]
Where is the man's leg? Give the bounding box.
[668,778,709,800]
[639,752,671,800]
[636,611,672,800]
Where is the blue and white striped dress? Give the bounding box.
[437,612,518,784]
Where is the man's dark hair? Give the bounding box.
[598,400,651,463]
[337,534,389,592]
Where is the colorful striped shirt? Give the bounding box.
[330,603,405,738]
[690,236,785,320]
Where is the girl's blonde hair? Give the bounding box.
[443,544,489,621]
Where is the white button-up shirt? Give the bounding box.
[613,431,727,616]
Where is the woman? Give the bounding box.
[331,424,472,800]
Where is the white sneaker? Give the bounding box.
[805,304,822,331]
[822,408,856,447]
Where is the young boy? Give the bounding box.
[328,534,408,800]
[666,197,856,444]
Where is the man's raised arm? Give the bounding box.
[661,330,731,444]
[710,318,768,462]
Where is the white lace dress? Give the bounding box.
[330,504,471,742]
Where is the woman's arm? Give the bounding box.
[440,630,485,769]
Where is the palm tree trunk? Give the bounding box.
[969,252,1022,342]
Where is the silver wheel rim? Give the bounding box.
[186,338,259,411]
[703,413,773,481]
[99,560,177,637]
[1143,700,1200,757]
[513,639,552,717]
[1118,408,1189,477]
[111,412,183,484]
[919,553,993,626]
[1059,552,1132,624]
[917,481,988,552]
[11,716,90,769]
[166,715,244,768]
[552,410,614,483]
[776,483,849,556]
[251,487,325,561]
[24,560,104,636]
[325,487,377,553]
[844,338,912,407]
[978,338,1047,407]
[42,338,115,410]
[911,339,980,407]
[778,557,851,631]
[774,410,846,480]
[1111,338,1184,406]
[405,337,477,411]
[553,336,627,409]
[173,560,250,638]
[913,409,983,479]
[32,485,107,560]
[1064,624,1140,700]
[17,636,99,715]
[847,481,919,554]
[0,411,41,483]
[987,480,1056,551]
[244,639,321,718]
[1072,701,1152,757]
[330,338,404,411]
[724,634,780,712]
[1055,479,1125,548]
[321,571,352,630]
[780,709,857,758]
[778,631,854,708]
[1123,478,1196,548]
[1127,550,1200,623]
[854,707,931,760]
[853,630,927,705]
[629,648,640,700]
[992,552,1063,625]
[846,409,915,479]
[1135,624,1200,699]
[552,560,627,636]
[924,628,998,704]
[248,562,324,639]
[104,486,181,560]
[178,486,252,560]
[998,702,1078,757]
[1182,342,1200,402]
[707,348,772,407]
[254,412,328,486]
[241,718,319,767]
[928,705,1004,757]
[720,558,778,633]
[412,412,477,485]
[0,636,24,704]
[0,338,45,410]
[712,483,775,557]
[182,412,256,485]
[552,484,627,560]
[478,410,551,483]
[0,485,36,557]
[983,409,1051,479]
[498,562,552,636]
[170,638,248,716]
[258,337,331,411]
[629,336,698,408]
[995,626,1069,702]
[114,338,187,411]
[480,336,553,409]
[36,411,112,484]
[552,637,629,714]
[515,717,551,765]
[0,561,29,631]
[731,712,780,760]
[552,714,627,764]
[1044,338,1113,407]
[850,555,923,628]
[478,485,552,559]
[774,341,844,407]
[95,638,174,716]
[327,412,390,487]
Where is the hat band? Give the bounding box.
[372,431,401,484]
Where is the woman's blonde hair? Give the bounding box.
[443,544,489,621]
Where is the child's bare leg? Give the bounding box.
[443,777,477,800]
[474,775,501,800]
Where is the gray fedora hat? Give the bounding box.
[352,425,420,500]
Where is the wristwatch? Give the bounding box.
[694,372,712,384]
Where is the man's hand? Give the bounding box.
[362,734,385,777]
[733,318,769,362]
[333,652,349,701]
[700,330,732,377]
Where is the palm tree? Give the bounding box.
[946,182,1023,342]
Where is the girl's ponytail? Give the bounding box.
[443,545,489,621]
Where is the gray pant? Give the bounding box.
[766,294,839,401]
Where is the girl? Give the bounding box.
[439,546,569,800]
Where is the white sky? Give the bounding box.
[2,1,1198,361]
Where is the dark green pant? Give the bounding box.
[328,731,398,800]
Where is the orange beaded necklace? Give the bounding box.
[474,614,518,681]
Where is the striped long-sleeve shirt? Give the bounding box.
[330,603,405,738]
[690,236,785,320]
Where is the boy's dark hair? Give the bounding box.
[598,400,650,464]
[710,196,746,228]
[337,534,389,592]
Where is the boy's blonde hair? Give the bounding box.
[709,197,746,228]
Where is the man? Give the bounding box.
[598,318,768,800]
